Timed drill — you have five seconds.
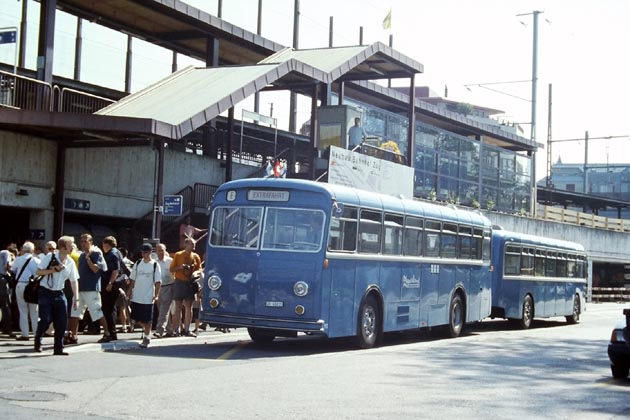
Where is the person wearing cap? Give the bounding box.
[129,243,161,348]
[169,237,201,337]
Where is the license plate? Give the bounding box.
[265,301,284,308]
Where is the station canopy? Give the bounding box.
[95,42,423,140]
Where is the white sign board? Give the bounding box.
[327,146,414,198]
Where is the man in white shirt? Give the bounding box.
[35,236,79,355]
[10,241,40,340]
[129,243,161,348]
[154,243,175,338]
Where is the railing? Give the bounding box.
[590,287,630,303]
[537,205,630,233]
[0,70,114,113]
[193,183,219,214]
[0,70,53,111]
[57,87,114,113]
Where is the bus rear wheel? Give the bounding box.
[565,294,580,324]
[356,295,380,349]
[518,295,534,329]
[448,294,465,338]
[247,328,276,344]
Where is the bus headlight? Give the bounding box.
[209,298,220,308]
[293,281,309,297]
[208,275,222,291]
[295,305,305,315]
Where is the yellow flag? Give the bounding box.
[382,8,392,30]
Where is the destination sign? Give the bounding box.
[247,190,290,202]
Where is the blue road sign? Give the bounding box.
[163,195,183,216]
[0,30,17,45]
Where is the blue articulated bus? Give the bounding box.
[200,178,493,348]
[490,229,587,329]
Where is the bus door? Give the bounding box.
[255,207,325,318]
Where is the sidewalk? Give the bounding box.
[0,328,234,359]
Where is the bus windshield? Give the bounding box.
[211,206,325,252]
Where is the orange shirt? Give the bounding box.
[170,250,201,281]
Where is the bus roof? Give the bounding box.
[492,229,586,253]
[215,178,491,229]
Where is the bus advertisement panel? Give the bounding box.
[201,178,493,348]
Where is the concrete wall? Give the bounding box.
[484,211,630,264]
[0,130,255,239]
[63,146,253,218]
[0,130,57,211]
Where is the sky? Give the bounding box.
[1,0,629,180]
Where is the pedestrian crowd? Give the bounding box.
[0,232,207,355]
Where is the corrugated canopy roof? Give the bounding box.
[260,42,424,80]
[97,42,424,139]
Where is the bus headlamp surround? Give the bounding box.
[208,275,222,291]
[293,281,309,297]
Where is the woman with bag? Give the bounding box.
[35,236,79,356]
[9,241,40,340]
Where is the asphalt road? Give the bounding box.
[0,302,628,419]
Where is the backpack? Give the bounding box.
[132,259,157,278]
[114,248,131,277]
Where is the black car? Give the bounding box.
[608,308,630,379]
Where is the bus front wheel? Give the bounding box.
[248,328,276,344]
[565,294,580,324]
[518,295,534,329]
[448,294,465,338]
[356,295,380,349]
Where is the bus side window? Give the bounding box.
[424,220,441,258]
[403,216,423,256]
[328,206,358,252]
[441,223,457,258]
[458,225,473,259]
[359,210,382,254]
[505,245,521,275]
[567,254,577,278]
[472,228,483,260]
[545,251,557,277]
[521,247,534,275]
[482,229,491,261]
[535,249,545,276]
[383,214,403,255]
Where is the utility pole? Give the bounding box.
[546,83,552,188]
[517,10,542,216]
[583,130,589,195]
[288,0,299,132]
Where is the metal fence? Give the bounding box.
[0,70,114,113]
[0,70,52,111]
[590,287,630,303]
[537,205,630,233]
[57,87,114,113]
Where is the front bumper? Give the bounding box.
[608,342,630,367]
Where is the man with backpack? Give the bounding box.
[129,243,161,348]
